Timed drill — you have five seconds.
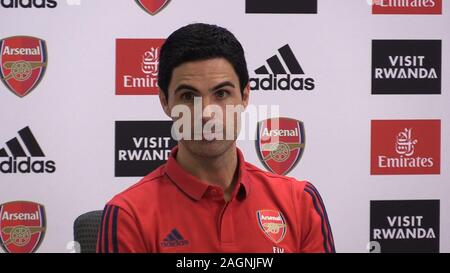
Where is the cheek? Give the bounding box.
[223,107,242,129]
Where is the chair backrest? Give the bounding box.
[73,210,103,253]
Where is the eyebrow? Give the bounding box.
[174,84,199,94]
[173,81,236,94]
[211,81,235,91]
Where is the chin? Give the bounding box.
[182,140,234,159]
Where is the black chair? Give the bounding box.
[73,210,103,253]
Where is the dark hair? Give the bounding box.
[158,23,249,98]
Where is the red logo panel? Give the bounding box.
[371,120,440,175]
[372,0,442,14]
[116,39,165,95]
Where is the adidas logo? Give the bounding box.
[249,44,315,91]
[0,0,58,9]
[0,126,56,174]
[160,229,189,248]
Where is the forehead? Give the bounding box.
[170,58,239,87]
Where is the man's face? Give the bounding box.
[159,58,249,159]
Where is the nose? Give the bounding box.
[201,96,216,122]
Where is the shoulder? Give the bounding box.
[244,161,308,191]
[107,165,167,214]
[243,161,326,201]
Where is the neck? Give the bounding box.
[176,142,238,200]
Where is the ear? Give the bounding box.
[159,89,171,117]
[241,83,250,109]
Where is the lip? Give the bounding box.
[191,131,225,140]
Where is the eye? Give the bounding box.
[215,89,229,99]
[181,92,195,101]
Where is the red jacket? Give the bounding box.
[97,146,335,253]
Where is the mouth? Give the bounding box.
[191,128,225,141]
[191,133,224,141]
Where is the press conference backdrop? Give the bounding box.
[0,0,448,253]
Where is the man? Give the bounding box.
[97,23,335,253]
